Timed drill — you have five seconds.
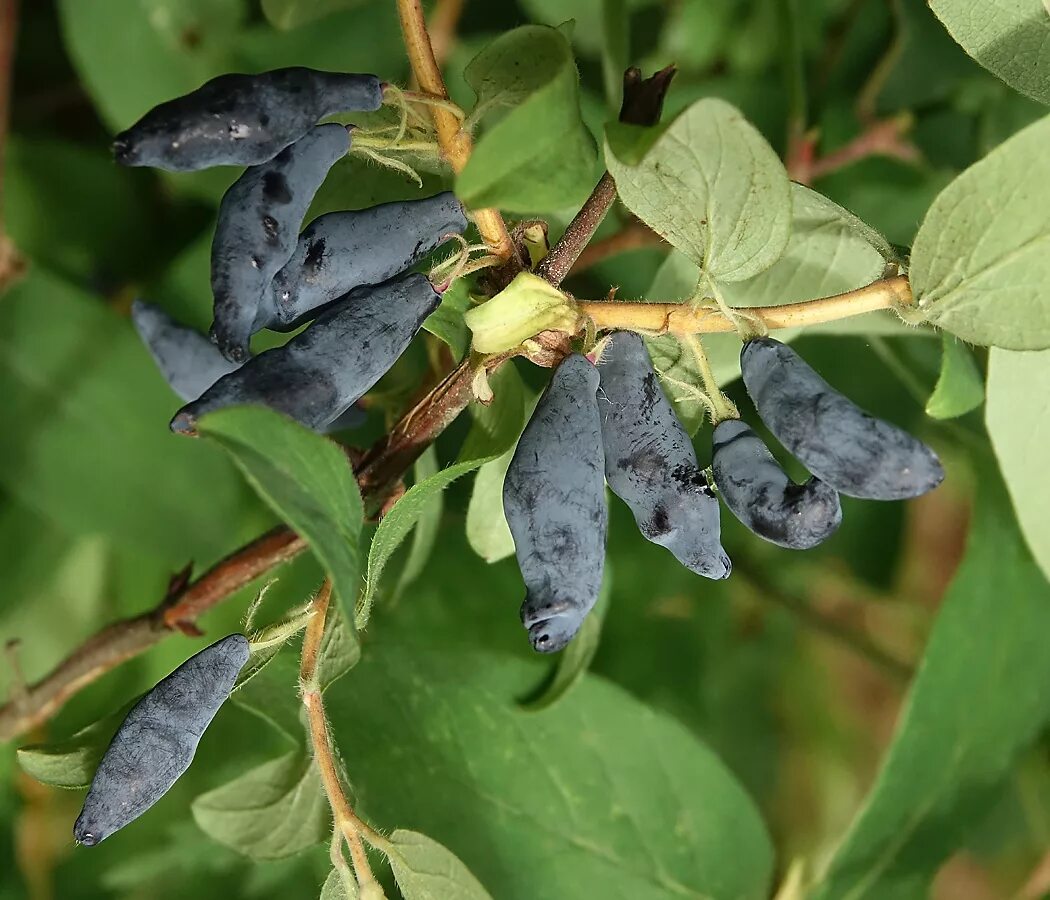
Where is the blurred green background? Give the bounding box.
[1,1,1048,899]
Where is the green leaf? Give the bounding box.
[57,0,244,132]
[197,406,364,622]
[458,25,599,212]
[929,0,1050,106]
[423,280,472,361]
[382,829,494,900]
[465,451,516,563]
[606,97,791,282]
[192,751,329,859]
[260,0,366,30]
[329,644,774,900]
[810,470,1050,900]
[0,269,247,561]
[911,114,1050,349]
[642,333,719,436]
[987,347,1050,582]
[17,709,124,790]
[394,448,444,599]
[360,456,498,624]
[520,579,610,711]
[458,364,530,462]
[320,868,358,899]
[926,334,984,419]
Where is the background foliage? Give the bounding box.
[2,1,1049,899]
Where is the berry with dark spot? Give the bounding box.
[112,68,382,172]
[503,354,608,653]
[73,634,250,847]
[740,338,944,500]
[262,192,468,330]
[210,124,349,363]
[596,331,730,579]
[711,419,842,549]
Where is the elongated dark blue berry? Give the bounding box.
[113,69,382,172]
[596,331,730,579]
[711,419,842,548]
[262,192,468,329]
[210,123,350,363]
[503,354,608,653]
[132,300,363,432]
[172,273,440,434]
[132,300,240,402]
[74,634,250,847]
[740,338,944,500]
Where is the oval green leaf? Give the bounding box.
[606,97,791,282]
[911,114,1050,349]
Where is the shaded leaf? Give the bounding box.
[330,643,774,900]
[198,406,364,623]
[261,0,367,30]
[17,709,124,790]
[394,448,444,598]
[320,868,359,899]
[811,470,1050,899]
[465,451,516,563]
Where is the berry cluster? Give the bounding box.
[505,334,944,652]
[126,67,467,433]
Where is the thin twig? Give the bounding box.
[578,275,913,335]
[301,581,384,893]
[568,221,666,275]
[788,116,920,185]
[395,0,513,259]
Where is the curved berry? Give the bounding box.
[210,123,350,363]
[132,300,241,402]
[113,68,382,172]
[711,419,842,549]
[596,331,730,579]
[503,354,608,653]
[73,634,250,847]
[740,338,944,500]
[263,192,468,329]
[172,273,440,434]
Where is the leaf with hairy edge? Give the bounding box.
[929,0,1050,106]
[987,347,1050,582]
[926,334,984,419]
[912,114,1050,349]
[381,829,494,900]
[606,97,791,282]
[359,455,499,624]
[192,751,329,859]
[197,406,364,625]
[320,868,358,899]
[393,447,444,600]
[810,469,1050,899]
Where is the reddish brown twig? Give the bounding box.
[788,115,920,185]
